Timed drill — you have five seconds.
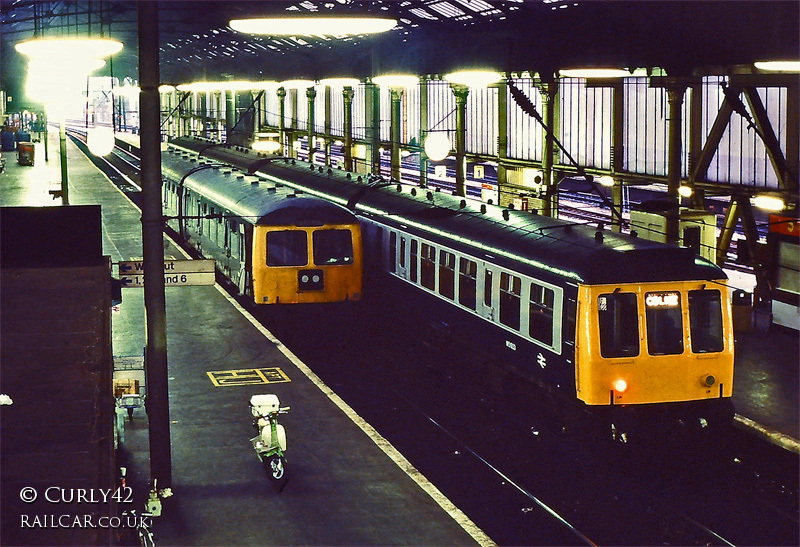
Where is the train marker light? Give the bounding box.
[703,375,716,387]
[613,379,628,393]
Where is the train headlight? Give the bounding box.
[613,379,628,393]
[703,374,716,387]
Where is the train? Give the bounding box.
[164,136,736,439]
[160,143,362,304]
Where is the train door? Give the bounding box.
[395,233,408,279]
[477,264,496,322]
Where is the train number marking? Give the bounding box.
[537,353,547,369]
[505,340,517,351]
[206,367,291,387]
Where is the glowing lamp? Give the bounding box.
[754,60,800,73]
[320,78,361,89]
[752,195,785,211]
[372,75,418,89]
[559,68,630,79]
[280,79,315,90]
[444,70,503,88]
[87,127,116,156]
[598,176,615,187]
[15,37,122,59]
[230,17,396,37]
[678,185,693,198]
[424,133,451,162]
[613,379,628,393]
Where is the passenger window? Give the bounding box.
[645,291,684,355]
[410,240,418,283]
[439,251,456,299]
[421,243,436,290]
[389,232,397,273]
[529,283,555,345]
[598,293,640,358]
[266,230,308,266]
[459,258,477,310]
[499,272,521,330]
[313,229,353,265]
[484,269,493,307]
[689,290,724,353]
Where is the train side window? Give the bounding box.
[499,272,521,330]
[458,258,477,310]
[313,229,353,265]
[688,290,724,353]
[645,291,684,355]
[529,283,555,345]
[389,232,397,273]
[421,243,436,290]
[410,240,418,283]
[484,269,493,308]
[266,230,308,266]
[400,237,406,268]
[439,250,456,299]
[598,293,640,358]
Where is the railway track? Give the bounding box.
[86,137,798,546]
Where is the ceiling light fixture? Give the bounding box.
[558,68,630,78]
[280,79,316,89]
[444,70,503,87]
[230,17,397,37]
[754,60,800,73]
[752,194,785,211]
[15,37,123,59]
[320,78,361,88]
[372,74,418,88]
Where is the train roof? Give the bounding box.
[168,138,726,285]
[162,147,357,227]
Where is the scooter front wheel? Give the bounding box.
[263,455,287,491]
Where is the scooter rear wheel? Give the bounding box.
[263,455,288,491]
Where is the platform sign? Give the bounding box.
[118,259,215,287]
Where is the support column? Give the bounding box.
[496,79,509,198]
[451,84,470,197]
[138,0,172,488]
[390,87,403,181]
[58,118,69,204]
[365,81,380,175]
[277,87,287,157]
[324,85,332,166]
[665,81,688,244]
[306,86,317,164]
[538,80,558,217]
[419,77,429,188]
[610,82,624,232]
[343,86,354,172]
[225,89,236,143]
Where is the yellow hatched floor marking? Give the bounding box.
[207,367,291,387]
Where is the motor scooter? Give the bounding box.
[249,394,290,490]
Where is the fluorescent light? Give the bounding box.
[754,60,800,73]
[444,70,503,87]
[251,80,280,90]
[372,74,418,88]
[280,79,315,89]
[159,85,176,93]
[230,17,396,37]
[752,195,785,211]
[597,176,615,187]
[320,78,361,88]
[559,68,630,78]
[252,140,281,153]
[678,186,693,198]
[16,37,123,59]
[176,81,255,92]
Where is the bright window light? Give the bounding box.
[559,68,630,78]
[87,127,116,156]
[159,85,176,93]
[26,57,105,103]
[444,70,503,87]
[251,80,280,90]
[372,74,418,88]
[230,17,397,37]
[754,60,800,73]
